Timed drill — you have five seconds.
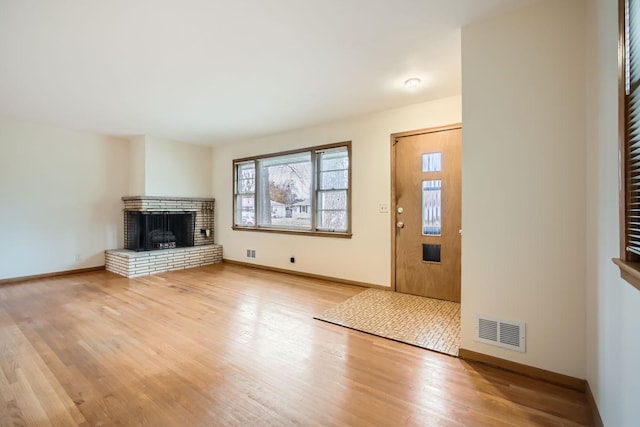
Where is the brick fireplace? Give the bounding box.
[105,196,222,277]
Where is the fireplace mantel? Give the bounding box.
[122,195,215,210]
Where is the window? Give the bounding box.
[233,142,351,237]
[615,0,640,290]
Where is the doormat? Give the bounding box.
[314,288,460,356]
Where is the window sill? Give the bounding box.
[612,258,640,291]
[232,226,352,239]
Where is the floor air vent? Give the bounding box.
[476,314,526,352]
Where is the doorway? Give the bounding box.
[391,124,462,302]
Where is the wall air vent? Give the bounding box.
[475,314,526,352]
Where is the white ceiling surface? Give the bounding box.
[0,0,535,145]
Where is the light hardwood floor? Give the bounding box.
[0,263,591,426]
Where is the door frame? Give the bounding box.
[390,123,462,292]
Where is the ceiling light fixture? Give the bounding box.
[404,77,421,88]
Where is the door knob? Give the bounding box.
[396,221,404,228]
[397,207,404,214]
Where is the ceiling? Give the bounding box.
[0,0,535,145]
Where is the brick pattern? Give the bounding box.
[105,245,223,278]
[122,196,215,247]
[107,196,222,278]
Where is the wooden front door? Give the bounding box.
[392,125,462,302]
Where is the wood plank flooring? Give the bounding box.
[0,263,591,426]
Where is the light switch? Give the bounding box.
[379,203,390,213]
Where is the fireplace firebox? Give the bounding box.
[125,211,195,252]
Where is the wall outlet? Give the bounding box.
[379,203,390,213]
[246,249,256,258]
[290,256,295,263]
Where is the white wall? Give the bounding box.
[142,136,213,198]
[461,0,586,378]
[212,96,461,286]
[586,0,640,425]
[0,116,129,279]
[128,135,146,196]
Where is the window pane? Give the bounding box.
[260,151,310,167]
[319,170,348,190]
[422,152,442,172]
[422,180,441,235]
[235,195,255,226]
[235,161,255,227]
[236,161,255,194]
[317,147,349,232]
[318,190,347,231]
[318,147,349,171]
[318,190,347,210]
[318,210,347,232]
[258,152,312,229]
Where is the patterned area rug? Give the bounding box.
[315,288,460,356]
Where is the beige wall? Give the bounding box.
[0,123,213,280]
[461,0,586,378]
[212,96,461,286]
[5,1,638,421]
[586,0,640,425]
[0,116,129,279]
[131,135,213,198]
[128,135,146,196]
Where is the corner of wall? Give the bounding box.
[460,0,587,378]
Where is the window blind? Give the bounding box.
[626,0,640,257]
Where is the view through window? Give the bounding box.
[233,142,351,236]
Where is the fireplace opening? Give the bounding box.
[125,211,195,252]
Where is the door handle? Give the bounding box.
[396,221,404,229]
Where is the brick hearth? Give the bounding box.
[105,244,222,278]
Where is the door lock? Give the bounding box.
[396,221,404,228]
